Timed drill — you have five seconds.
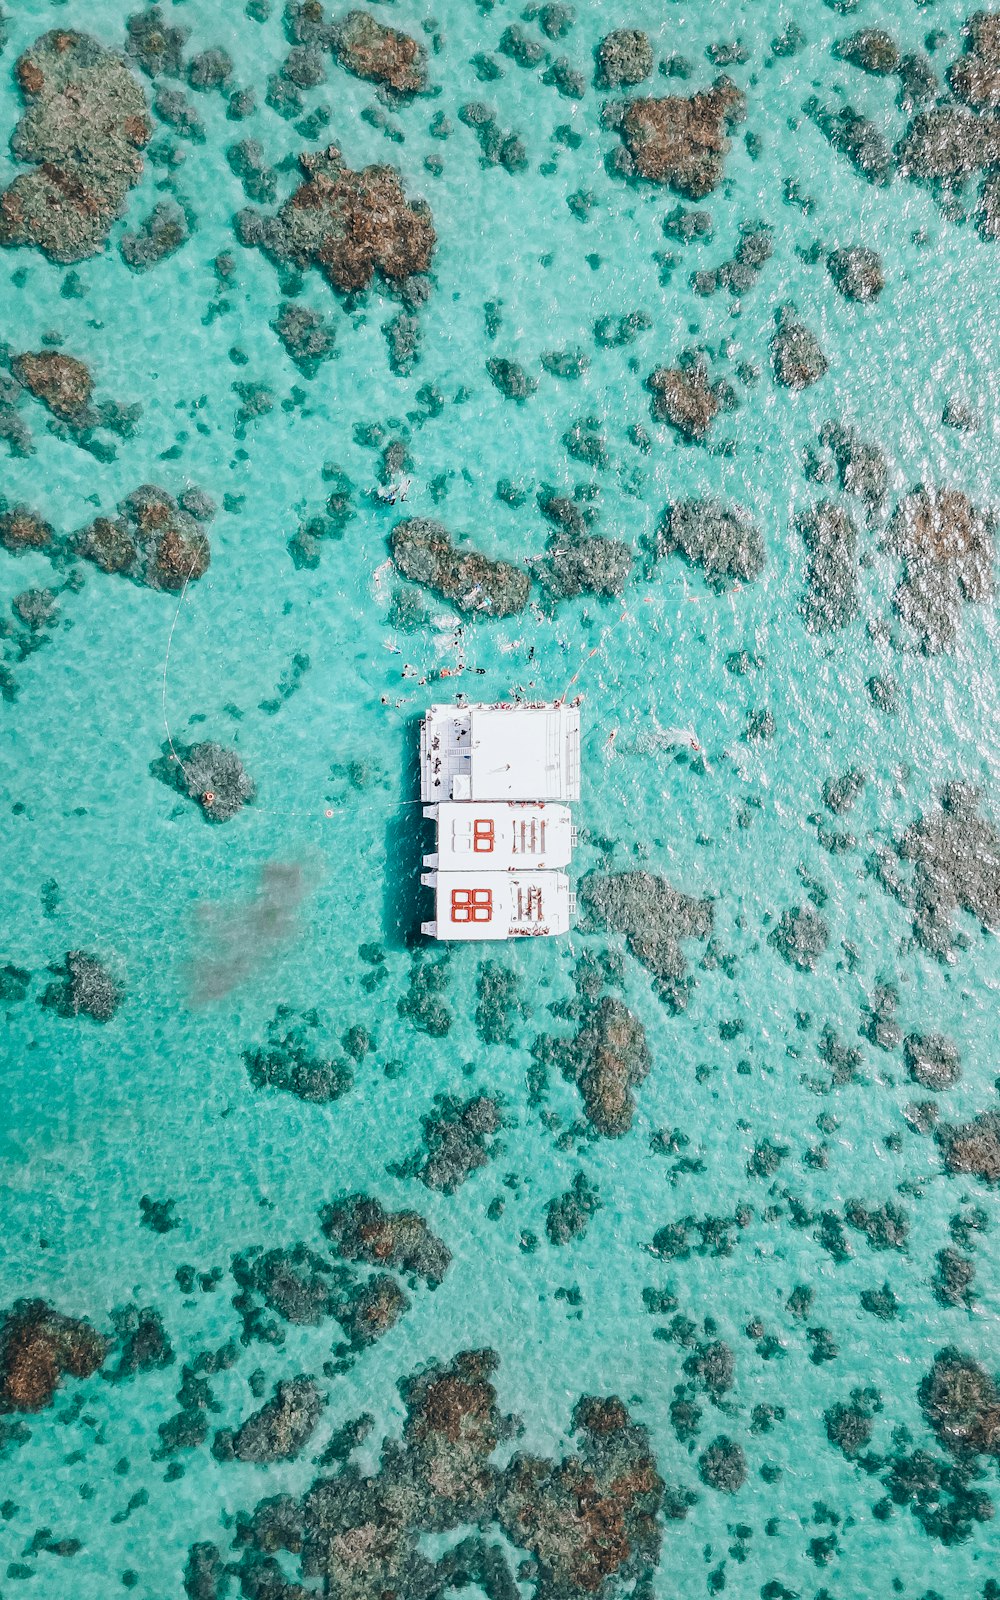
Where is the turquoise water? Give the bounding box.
[1,0,999,1595]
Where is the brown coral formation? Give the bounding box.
[333,10,428,94]
[391,517,530,617]
[236,146,435,294]
[0,506,53,553]
[891,487,995,567]
[949,12,1000,109]
[0,1300,107,1412]
[532,995,652,1137]
[12,351,93,420]
[771,311,828,390]
[75,484,211,590]
[647,358,727,440]
[886,487,995,652]
[837,29,901,75]
[221,1348,664,1599]
[937,1111,1000,1184]
[618,79,746,196]
[1,346,139,452]
[497,1395,664,1593]
[581,871,714,1011]
[320,1193,452,1285]
[0,31,150,262]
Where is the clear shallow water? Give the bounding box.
[0,0,998,1595]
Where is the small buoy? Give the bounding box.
[203,790,215,805]
[324,808,334,818]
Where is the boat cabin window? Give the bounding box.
[451,887,493,923]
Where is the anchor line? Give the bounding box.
[559,606,630,702]
[159,549,203,790]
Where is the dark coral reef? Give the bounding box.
[614,79,746,196]
[237,146,435,294]
[798,501,860,632]
[243,1006,352,1102]
[0,1300,107,1412]
[396,1093,504,1193]
[886,487,995,653]
[0,31,150,262]
[874,782,1000,956]
[39,950,123,1021]
[949,13,1000,109]
[75,483,212,590]
[768,905,830,970]
[320,1193,452,1285]
[533,995,651,1136]
[231,1243,340,1346]
[920,1347,1000,1455]
[214,1376,325,1463]
[659,498,764,589]
[152,739,256,823]
[212,1349,663,1599]
[545,1171,602,1243]
[581,871,714,1011]
[391,517,530,617]
[597,29,653,89]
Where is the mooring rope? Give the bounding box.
[159,549,203,789]
[559,607,629,702]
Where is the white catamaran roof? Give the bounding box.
[423,801,574,871]
[420,702,581,803]
[420,870,573,941]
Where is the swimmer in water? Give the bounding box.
[654,722,701,752]
[376,475,413,506]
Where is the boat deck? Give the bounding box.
[420,709,473,799]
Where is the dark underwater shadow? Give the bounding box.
[382,713,433,950]
[184,858,319,1005]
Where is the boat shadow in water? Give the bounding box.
[185,859,318,1005]
[382,713,433,949]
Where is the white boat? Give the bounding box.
[418,701,581,941]
[422,800,575,871]
[420,870,574,940]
